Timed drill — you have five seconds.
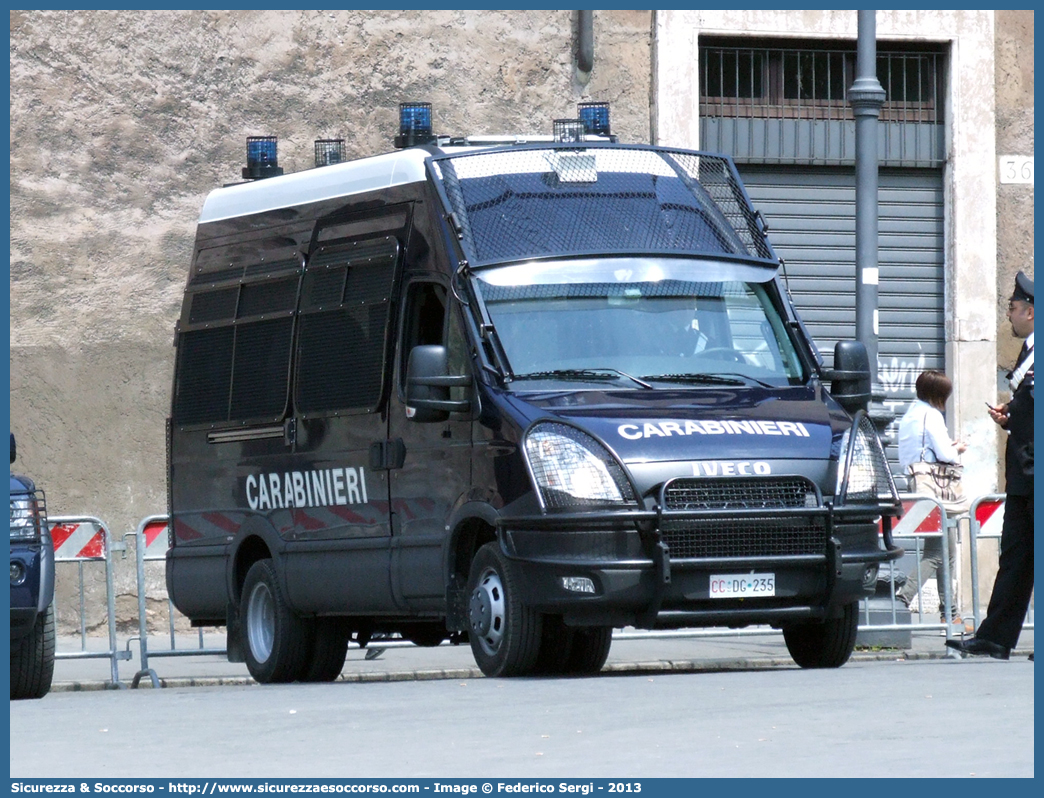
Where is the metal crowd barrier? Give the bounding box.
[968,494,1033,634]
[48,515,131,687]
[127,514,226,688]
[857,494,962,656]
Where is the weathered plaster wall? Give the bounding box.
[994,10,1034,372]
[9,9,652,630]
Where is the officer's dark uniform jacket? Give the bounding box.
[1005,345,1034,496]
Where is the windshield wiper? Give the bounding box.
[511,368,654,389]
[641,372,774,389]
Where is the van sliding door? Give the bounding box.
[283,208,409,614]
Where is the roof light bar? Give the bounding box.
[242,136,283,180]
[394,102,435,148]
[553,119,585,144]
[314,139,346,168]
[578,102,610,137]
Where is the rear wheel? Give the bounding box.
[299,619,348,683]
[10,601,56,700]
[466,542,542,677]
[241,559,311,683]
[783,601,859,668]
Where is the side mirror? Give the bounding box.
[826,341,871,415]
[10,432,16,465]
[405,345,471,423]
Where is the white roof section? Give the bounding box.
[198,147,432,224]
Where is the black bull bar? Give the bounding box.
[496,500,904,626]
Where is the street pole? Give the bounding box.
[849,10,889,431]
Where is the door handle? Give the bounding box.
[369,438,406,470]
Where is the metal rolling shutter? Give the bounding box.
[739,166,945,466]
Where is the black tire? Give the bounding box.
[241,559,311,684]
[533,615,575,675]
[466,542,542,677]
[299,619,348,683]
[783,601,859,669]
[564,626,612,675]
[10,602,56,700]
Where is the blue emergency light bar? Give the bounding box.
[578,102,610,137]
[394,102,435,148]
[242,136,283,180]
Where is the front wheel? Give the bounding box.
[783,601,859,669]
[564,626,612,675]
[466,543,542,677]
[241,559,311,683]
[10,602,56,700]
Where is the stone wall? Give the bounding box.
[9,9,652,631]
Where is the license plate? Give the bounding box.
[709,573,775,598]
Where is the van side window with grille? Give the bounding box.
[173,258,301,426]
[295,237,399,415]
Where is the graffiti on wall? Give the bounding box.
[877,350,929,448]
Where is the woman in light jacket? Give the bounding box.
[896,370,968,627]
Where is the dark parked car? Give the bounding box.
[10,433,55,699]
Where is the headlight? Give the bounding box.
[524,422,635,509]
[10,494,41,541]
[835,414,898,504]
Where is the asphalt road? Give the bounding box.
[10,655,1034,778]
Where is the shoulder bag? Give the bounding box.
[906,413,968,515]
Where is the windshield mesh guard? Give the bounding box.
[429,144,777,268]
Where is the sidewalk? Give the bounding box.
[50,627,1034,691]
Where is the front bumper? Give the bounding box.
[498,501,902,629]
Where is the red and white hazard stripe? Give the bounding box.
[50,520,108,561]
[973,498,1005,539]
[891,498,945,537]
[139,519,170,561]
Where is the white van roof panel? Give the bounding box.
[198,148,431,224]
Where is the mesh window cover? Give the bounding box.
[434,147,775,267]
[229,318,293,421]
[174,327,234,424]
[296,308,386,413]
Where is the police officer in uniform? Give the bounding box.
[947,270,1034,660]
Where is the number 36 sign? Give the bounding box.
[999,155,1034,184]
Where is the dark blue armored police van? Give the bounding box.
[166,104,903,683]
[10,433,56,699]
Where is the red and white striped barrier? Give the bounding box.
[972,497,1005,539]
[50,519,108,561]
[891,497,946,537]
[139,518,170,561]
[46,515,126,687]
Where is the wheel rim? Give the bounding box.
[469,567,506,657]
[246,580,275,664]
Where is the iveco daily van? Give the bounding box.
[166,104,903,682]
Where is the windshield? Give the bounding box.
[475,258,806,388]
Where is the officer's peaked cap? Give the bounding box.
[1011,270,1034,305]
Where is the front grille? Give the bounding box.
[661,477,825,559]
[664,476,817,511]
